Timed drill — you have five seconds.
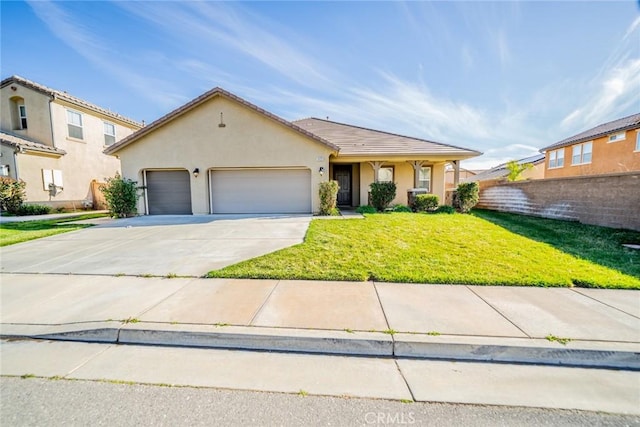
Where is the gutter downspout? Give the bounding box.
[48,95,56,149]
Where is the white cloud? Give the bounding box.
[27,1,187,111]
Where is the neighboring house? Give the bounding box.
[105,87,481,215]
[445,166,483,189]
[0,75,142,208]
[540,113,640,179]
[465,154,545,183]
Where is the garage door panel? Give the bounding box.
[146,170,192,215]
[211,169,311,214]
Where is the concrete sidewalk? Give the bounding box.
[1,274,639,369]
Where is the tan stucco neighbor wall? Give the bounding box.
[114,96,334,214]
[1,84,54,147]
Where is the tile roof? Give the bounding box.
[293,118,481,158]
[1,75,142,128]
[541,113,640,151]
[0,131,66,156]
[466,154,544,182]
[105,87,339,155]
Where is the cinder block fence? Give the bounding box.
[476,172,640,231]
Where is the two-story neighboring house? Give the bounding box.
[0,75,142,208]
[540,113,640,179]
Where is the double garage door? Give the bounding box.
[210,169,311,214]
[145,169,311,214]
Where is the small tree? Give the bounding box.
[453,182,479,213]
[0,177,26,214]
[370,181,396,212]
[318,180,339,216]
[100,174,141,218]
[506,160,533,182]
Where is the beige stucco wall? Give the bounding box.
[357,161,447,206]
[0,143,18,179]
[1,84,54,146]
[113,95,334,214]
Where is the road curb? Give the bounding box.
[2,323,639,370]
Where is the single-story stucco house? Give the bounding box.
[104,87,481,215]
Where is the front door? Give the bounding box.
[334,166,352,206]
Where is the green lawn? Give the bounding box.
[208,210,640,289]
[0,213,107,246]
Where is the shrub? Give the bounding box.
[355,205,377,214]
[318,180,339,216]
[453,182,479,213]
[434,205,456,214]
[16,204,51,216]
[370,181,396,212]
[412,194,439,212]
[392,204,412,213]
[0,177,26,214]
[100,173,141,218]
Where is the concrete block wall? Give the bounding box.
[477,173,640,231]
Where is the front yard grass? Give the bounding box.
[0,213,107,246]
[208,211,640,289]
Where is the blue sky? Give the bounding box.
[2,1,639,169]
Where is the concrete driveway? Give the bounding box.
[0,215,311,277]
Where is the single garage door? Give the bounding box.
[210,169,311,214]
[146,170,192,215]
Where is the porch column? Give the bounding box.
[408,161,424,188]
[368,161,385,182]
[452,160,461,186]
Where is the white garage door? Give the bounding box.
[210,169,311,214]
[146,170,192,215]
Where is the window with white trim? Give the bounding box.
[571,142,592,165]
[378,166,394,183]
[104,122,116,146]
[548,149,564,168]
[418,166,431,190]
[608,131,626,143]
[67,110,83,140]
[18,104,27,129]
[636,132,639,151]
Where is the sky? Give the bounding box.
[2,1,639,170]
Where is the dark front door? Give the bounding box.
[334,166,352,206]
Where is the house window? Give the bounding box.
[18,104,27,129]
[378,166,394,183]
[636,132,640,151]
[67,110,83,140]
[571,142,592,165]
[548,149,564,168]
[104,122,116,146]
[0,165,9,177]
[418,166,431,191]
[608,131,626,143]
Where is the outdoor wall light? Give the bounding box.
[193,168,200,178]
[319,167,325,176]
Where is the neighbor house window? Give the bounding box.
[636,132,640,151]
[18,104,27,129]
[571,142,592,165]
[104,122,116,146]
[378,166,394,183]
[67,110,83,139]
[418,166,431,191]
[608,131,626,143]
[548,149,564,168]
[0,165,9,177]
